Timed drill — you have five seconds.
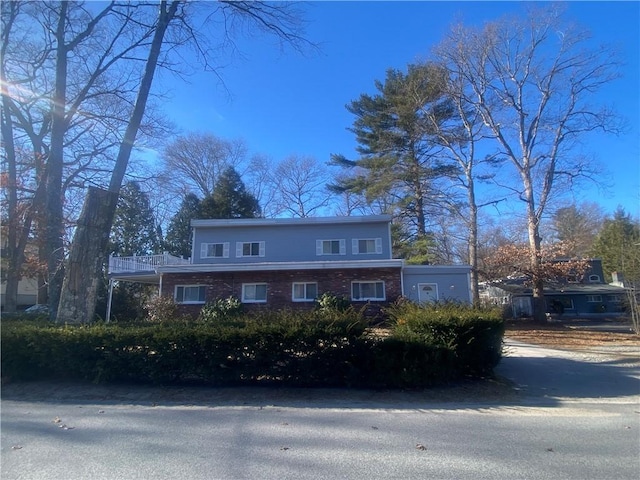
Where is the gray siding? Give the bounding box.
[192,219,392,264]
[402,266,472,303]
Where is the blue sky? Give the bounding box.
[155,1,639,219]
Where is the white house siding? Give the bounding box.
[0,277,38,309]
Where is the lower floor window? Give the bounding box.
[548,297,574,311]
[292,282,318,302]
[242,283,267,303]
[175,285,206,304]
[586,295,603,303]
[608,294,624,303]
[351,281,385,301]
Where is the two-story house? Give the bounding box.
[108,215,472,319]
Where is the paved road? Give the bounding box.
[2,341,639,480]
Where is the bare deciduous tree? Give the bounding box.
[436,5,624,322]
[270,155,334,218]
[419,55,504,302]
[1,1,168,313]
[161,132,248,198]
[57,0,312,323]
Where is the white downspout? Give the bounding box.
[106,279,114,323]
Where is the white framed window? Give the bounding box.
[201,242,229,258]
[236,241,265,258]
[588,275,601,283]
[242,283,267,303]
[352,238,382,254]
[586,295,603,303]
[175,285,206,304]
[316,239,346,256]
[351,281,385,301]
[292,282,318,302]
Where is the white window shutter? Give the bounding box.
[223,242,230,258]
[316,240,323,256]
[352,238,358,254]
[236,242,242,257]
[340,239,346,255]
[375,238,382,254]
[259,241,266,257]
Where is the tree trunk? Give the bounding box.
[467,188,479,305]
[56,1,180,324]
[45,1,69,319]
[56,187,118,324]
[1,74,18,313]
[524,178,547,324]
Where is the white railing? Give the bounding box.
[108,252,190,274]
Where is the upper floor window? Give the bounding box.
[352,238,382,255]
[316,239,346,256]
[588,275,601,283]
[351,280,385,301]
[201,242,229,258]
[586,295,603,303]
[292,282,318,302]
[242,283,267,303]
[236,241,265,258]
[175,285,206,304]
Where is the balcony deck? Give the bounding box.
[108,253,190,283]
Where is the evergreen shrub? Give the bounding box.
[1,302,504,388]
[385,300,505,375]
[197,296,243,323]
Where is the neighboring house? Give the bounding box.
[0,276,38,310]
[0,233,38,310]
[479,259,627,318]
[108,215,471,319]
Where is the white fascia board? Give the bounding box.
[190,215,392,228]
[157,259,404,274]
[402,264,472,274]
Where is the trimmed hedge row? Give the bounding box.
[1,304,504,388]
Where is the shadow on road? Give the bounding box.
[495,355,640,406]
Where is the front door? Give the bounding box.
[418,283,438,303]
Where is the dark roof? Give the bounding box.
[484,277,626,296]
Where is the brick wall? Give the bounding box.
[161,267,402,318]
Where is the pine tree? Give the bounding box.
[329,63,458,239]
[590,208,640,284]
[551,204,603,258]
[106,181,161,320]
[200,167,261,219]
[109,181,161,256]
[165,193,201,258]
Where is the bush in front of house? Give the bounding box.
[384,300,505,375]
[197,296,244,323]
[314,292,352,316]
[1,303,504,388]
